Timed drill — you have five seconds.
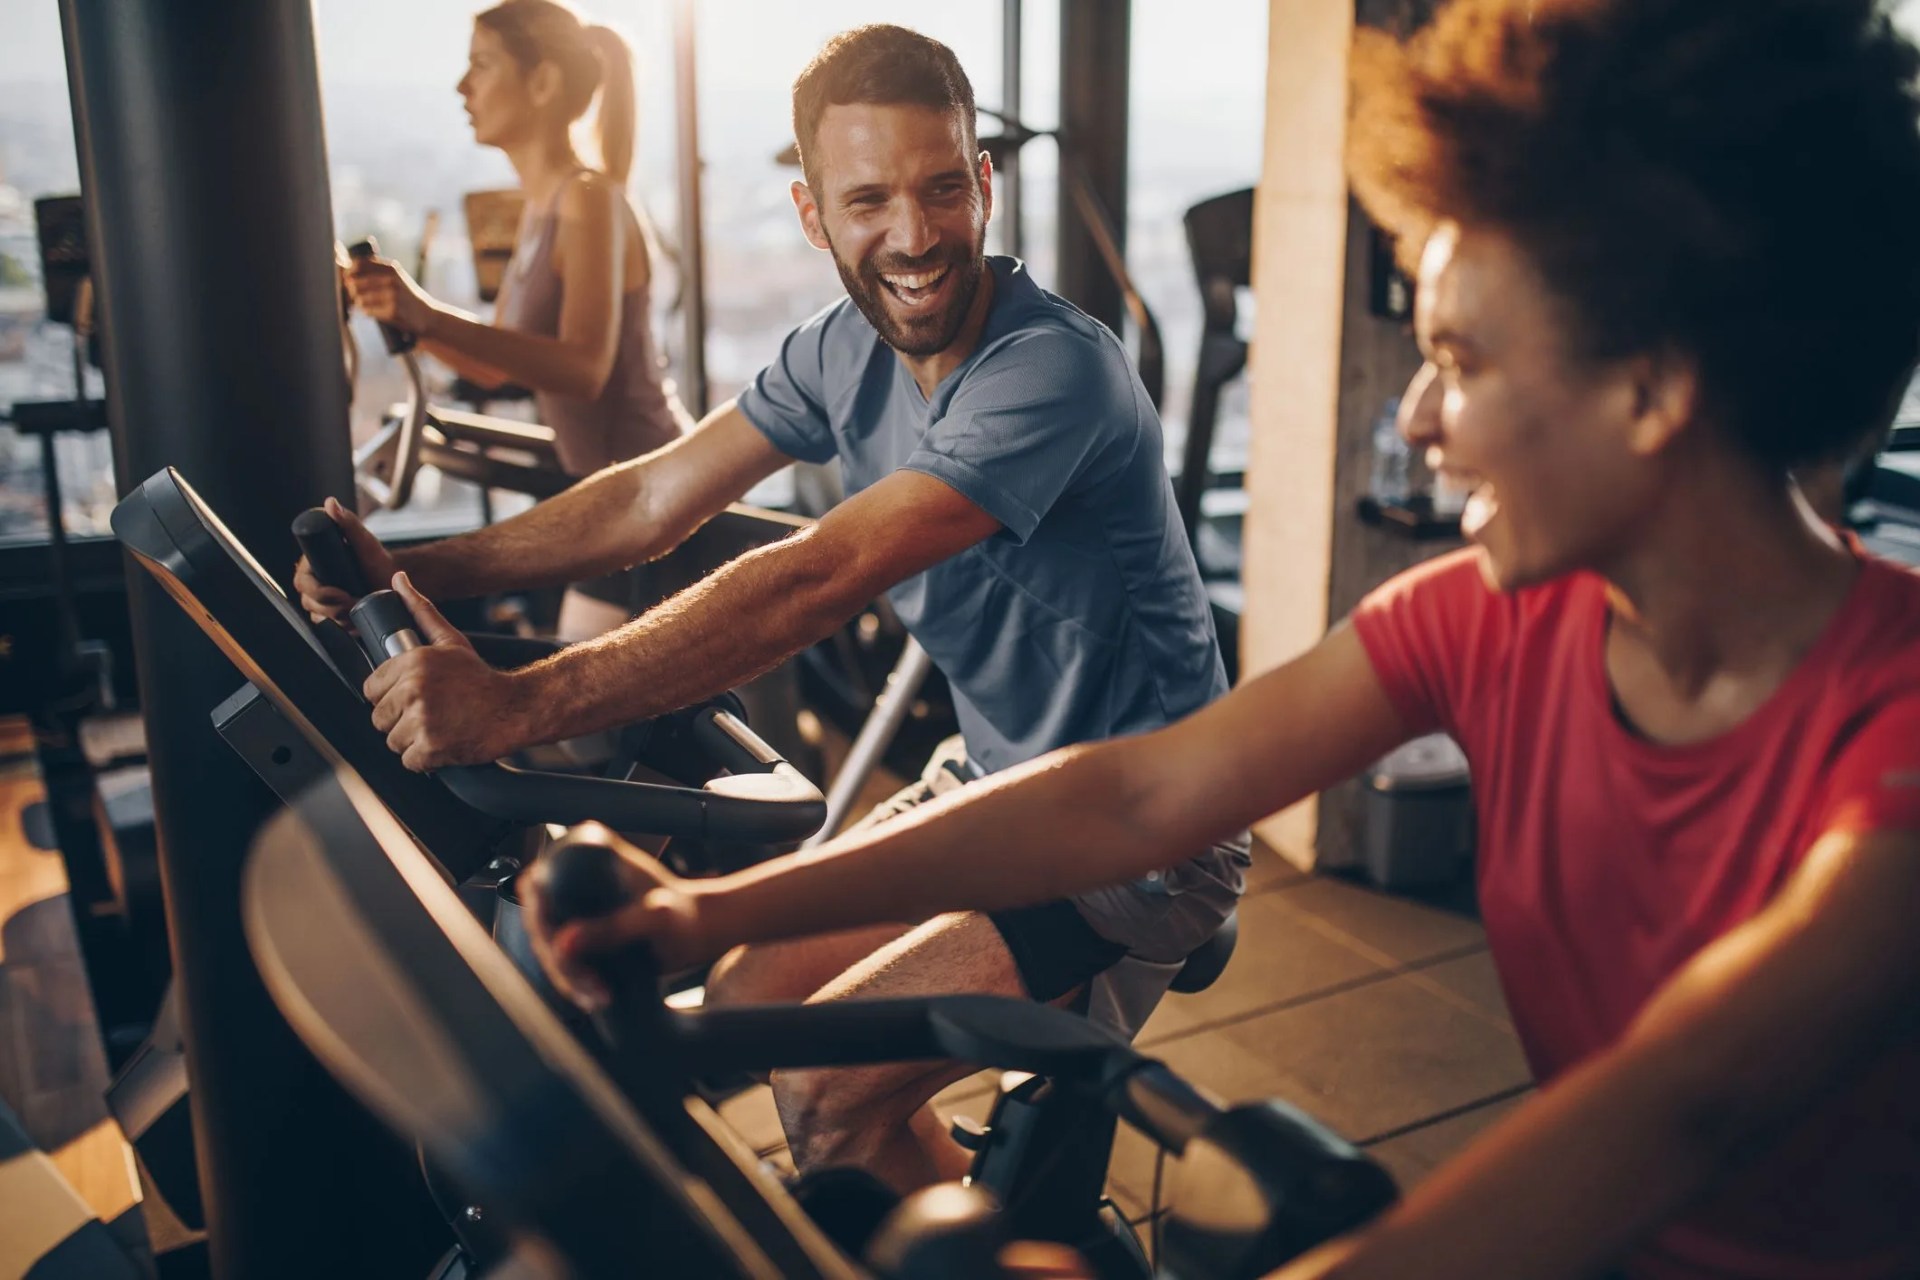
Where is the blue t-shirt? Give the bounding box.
[737,256,1227,774]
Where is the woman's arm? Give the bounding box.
[1272,824,1920,1280]
[346,174,628,399]
[416,321,513,391]
[548,623,1414,976]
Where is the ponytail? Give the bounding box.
[584,24,635,187]
[478,2,637,187]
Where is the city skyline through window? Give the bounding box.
[0,1,1264,541]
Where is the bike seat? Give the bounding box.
[1169,914,1237,994]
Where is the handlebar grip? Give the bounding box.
[531,838,633,926]
[345,236,418,355]
[348,589,422,671]
[529,837,662,1023]
[292,508,372,598]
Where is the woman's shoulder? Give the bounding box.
[553,168,628,220]
[548,169,648,285]
[1834,552,1920,683]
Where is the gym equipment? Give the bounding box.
[342,233,576,514]
[248,779,1398,1278]
[289,522,1281,1277]
[463,188,525,309]
[1174,187,1255,681]
[952,917,1243,1278]
[113,471,1385,1278]
[107,467,826,1255]
[346,235,433,510]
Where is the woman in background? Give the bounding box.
[347,0,688,638]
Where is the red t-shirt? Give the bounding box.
[1352,547,1920,1279]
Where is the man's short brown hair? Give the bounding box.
[791,25,979,190]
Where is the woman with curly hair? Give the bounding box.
[530,3,1920,1274]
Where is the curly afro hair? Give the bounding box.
[1348,0,1920,470]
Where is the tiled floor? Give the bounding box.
[717,838,1536,1221]
[0,743,145,1231]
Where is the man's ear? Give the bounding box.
[1627,349,1702,458]
[978,150,994,227]
[791,180,830,252]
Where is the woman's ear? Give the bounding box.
[527,60,563,111]
[1628,349,1702,457]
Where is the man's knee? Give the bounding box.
[772,1067,843,1135]
[703,943,764,1006]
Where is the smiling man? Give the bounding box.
[298,24,1246,1193]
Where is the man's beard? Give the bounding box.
[828,230,987,358]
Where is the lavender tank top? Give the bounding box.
[494,174,686,476]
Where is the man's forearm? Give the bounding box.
[393,460,657,600]
[511,526,861,741]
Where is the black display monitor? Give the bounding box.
[112,467,515,880]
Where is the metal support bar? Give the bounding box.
[804,638,934,847]
[673,0,710,418]
[1001,0,1024,259]
[1057,0,1132,332]
[58,0,445,1272]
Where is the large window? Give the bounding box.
[0,1,1269,544]
[0,0,102,545]
[1127,1,1267,481]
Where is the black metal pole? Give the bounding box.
[59,0,443,1273]
[1001,0,1024,259]
[673,0,710,418]
[1057,0,1132,332]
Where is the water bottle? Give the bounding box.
[1369,397,1409,503]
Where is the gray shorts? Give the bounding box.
[857,736,1251,1033]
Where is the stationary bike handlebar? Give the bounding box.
[343,236,428,509]
[298,508,827,845]
[534,838,1399,1277]
[292,507,372,598]
[344,237,416,356]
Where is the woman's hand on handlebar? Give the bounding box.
[521,824,721,1011]
[345,253,437,337]
[294,497,396,622]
